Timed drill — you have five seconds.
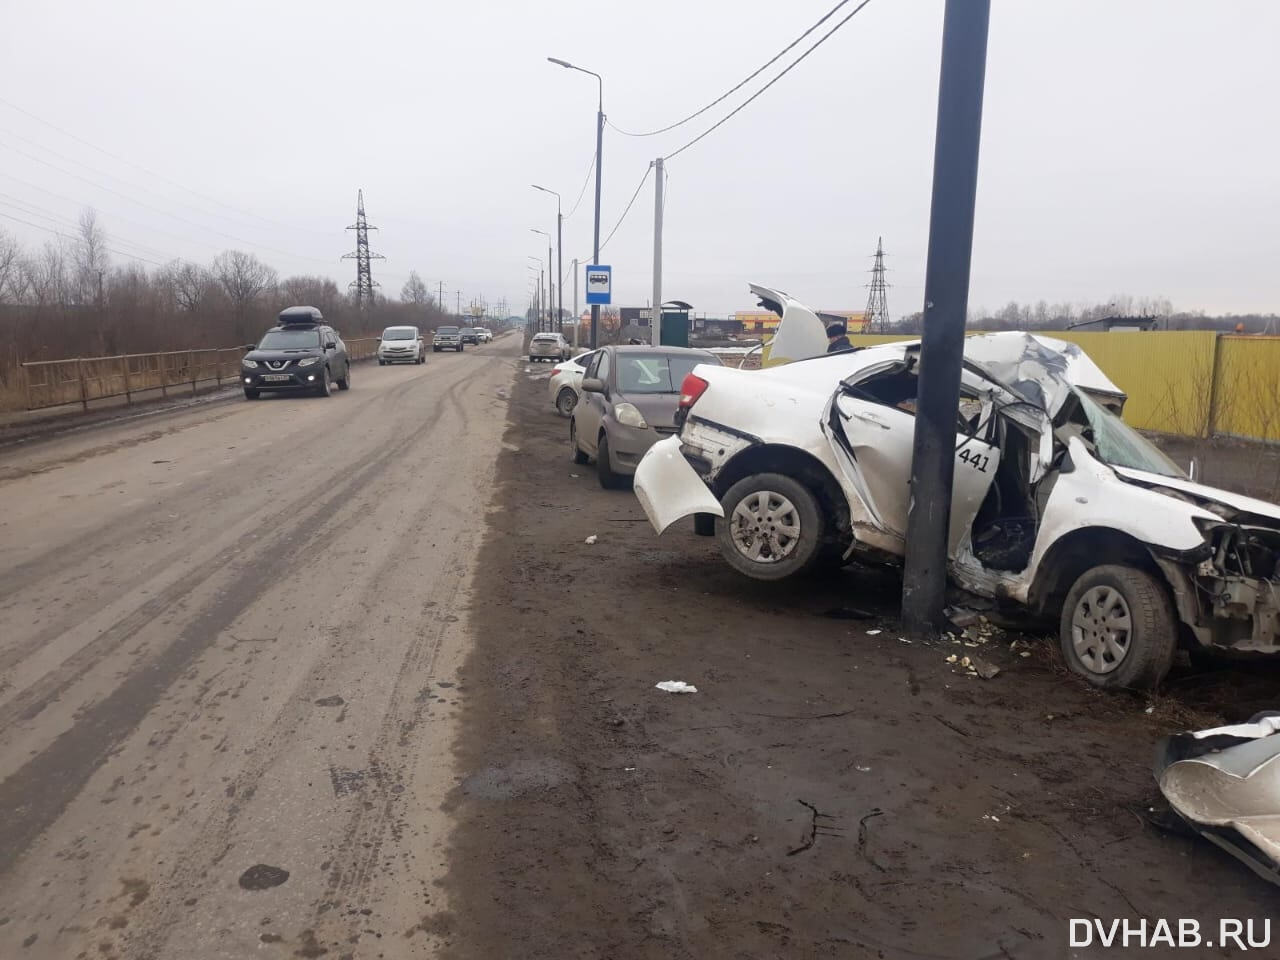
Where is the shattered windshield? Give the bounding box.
[1075,388,1185,478]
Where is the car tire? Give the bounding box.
[715,473,823,581]
[378,359,386,366]
[555,387,577,417]
[337,365,350,390]
[596,432,627,490]
[570,420,590,465]
[317,366,332,397]
[1059,565,1176,690]
[433,347,439,353]
[244,388,260,400]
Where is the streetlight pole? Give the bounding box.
[531,229,551,333]
[532,185,563,346]
[527,258,542,332]
[901,0,992,639]
[548,57,603,349]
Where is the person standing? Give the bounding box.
[826,321,852,352]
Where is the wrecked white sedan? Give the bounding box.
[634,287,1280,690]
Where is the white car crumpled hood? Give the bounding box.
[1113,467,1280,524]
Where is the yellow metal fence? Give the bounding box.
[842,331,1280,444]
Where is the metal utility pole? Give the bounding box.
[864,237,891,332]
[342,189,385,308]
[437,280,444,312]
[902,0,992,640]
[572,257,579,348]
[651,157,664,347]
[456,290,462,317]
[547,58,603,348]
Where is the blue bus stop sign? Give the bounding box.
[585,265,612,305]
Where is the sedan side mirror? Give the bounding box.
[580,377,604,394]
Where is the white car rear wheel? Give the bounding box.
[716,473,823,581]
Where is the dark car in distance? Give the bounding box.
[241,306,351,399]
[433,325,464,352]
[460,327,481,345]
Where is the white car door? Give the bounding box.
[825,369,1002,554]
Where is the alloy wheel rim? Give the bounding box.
[1070,585,1133,674]
[729,490,801,564]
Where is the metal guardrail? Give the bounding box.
[20,339,379,412]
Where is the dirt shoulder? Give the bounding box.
[438,368,1278,958]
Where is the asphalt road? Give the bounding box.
[0,338,517,959]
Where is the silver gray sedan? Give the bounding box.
[570,345,722,489]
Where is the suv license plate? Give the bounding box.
[262,374,291,382]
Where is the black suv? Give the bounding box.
[460,327,480,345]
[241,306,352,399]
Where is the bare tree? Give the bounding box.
[73,208,110,307]
[164,260,215,314]
[0,229,20,303]
[212,250,277,341]
[280,274,344,318]
[401,270,432,307]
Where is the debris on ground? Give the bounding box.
[866,629,882,636]
[655,681,698,694]
[584,534,598,545]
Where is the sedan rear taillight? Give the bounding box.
[678,373,709,411]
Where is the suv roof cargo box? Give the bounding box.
[278,305,324,325]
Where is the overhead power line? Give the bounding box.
[563,152,596,220]
[0,95,332,239]
[0,140,336,267]
[664,0,875,162]
[566,164,653,268]
[0,193,179,263]
[608,0,855,138]
[0,209,165,266]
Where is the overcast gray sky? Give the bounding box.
[2,0,1276,318]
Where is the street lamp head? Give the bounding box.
[547,57,573,69]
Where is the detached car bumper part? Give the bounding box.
[634,435,724,535]
[1156,713,1280,887]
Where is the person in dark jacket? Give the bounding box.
[826,321,852,352]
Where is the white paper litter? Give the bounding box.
[866,629,882,636]
[655,681,698,694]
[584,535,598,545]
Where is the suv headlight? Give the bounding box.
[614,402,648,429]
[241,358,259,369]
[297,356,321,368]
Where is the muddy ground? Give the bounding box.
[438,366,1280,959]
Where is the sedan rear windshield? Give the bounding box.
[382,328,417,340]
[258,328,320,349]
[617,354,718,394]
[437,327,459,335]
[532,334,559,342]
